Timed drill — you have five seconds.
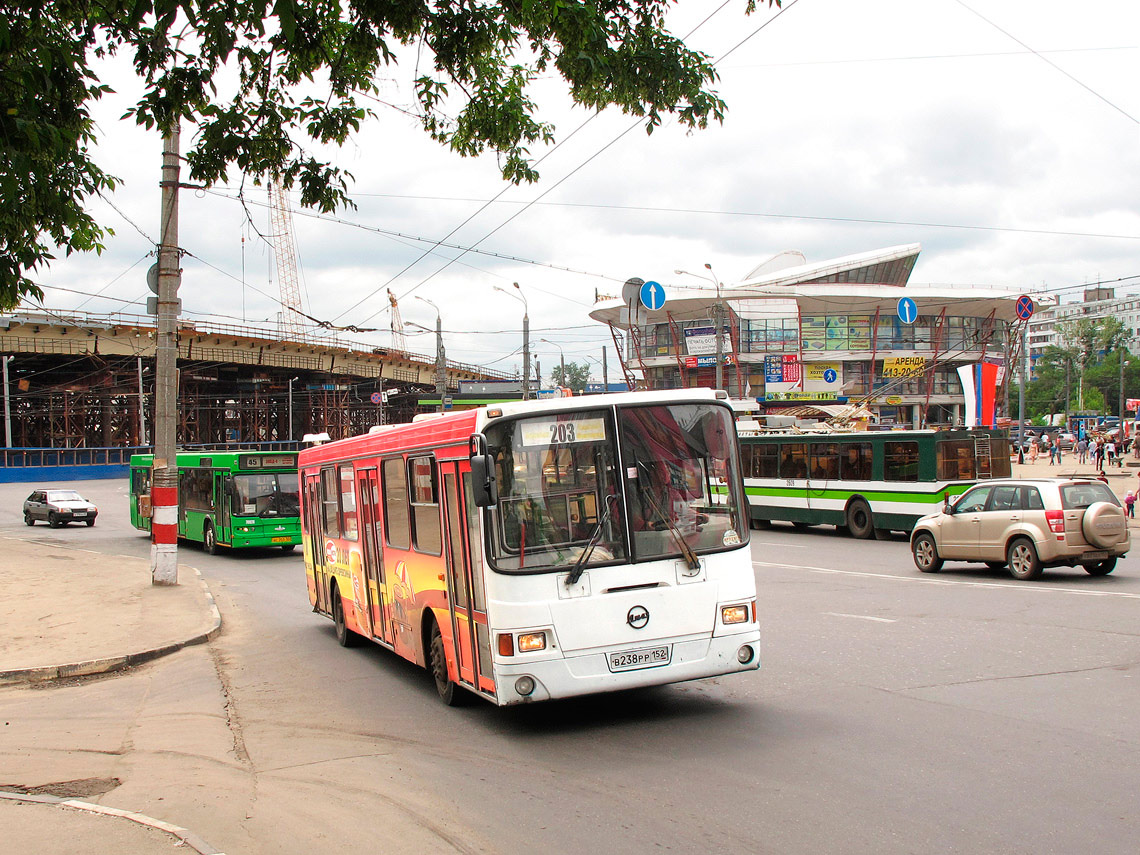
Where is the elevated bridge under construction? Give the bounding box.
[0,310,511,450]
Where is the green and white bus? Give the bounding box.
[129,451,301,553]
[738,427,1011,538]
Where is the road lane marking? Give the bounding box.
[753,561,1140,599]
[823,612,897,623]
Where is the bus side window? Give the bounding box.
[338,464,358,541]
[409,456,442,555]
[382,457,411,549]
[321,467,341,538]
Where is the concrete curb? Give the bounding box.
[0,789,226,854]
[0,567,222,687]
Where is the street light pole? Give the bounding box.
[541,339,566,389]
[416,297,446,412]
[676,265,727,392]
[288,376,298,441]
[494,282,529,400]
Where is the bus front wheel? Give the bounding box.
[846,499,875,539]
[429,621,465,706]
[203,522,218,555]
[331,582,360,648]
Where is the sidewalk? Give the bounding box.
[0,536,225,854]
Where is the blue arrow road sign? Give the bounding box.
[639,280,666,311]
[897,297,918,325]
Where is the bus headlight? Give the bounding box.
[517,632,547,653]
[721,604,749,625]
[515,675,536,696]
[737,645,755,664]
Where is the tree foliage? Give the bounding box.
[551,360,591,392]
[1022,317,1134,418]
[0,0,779,309]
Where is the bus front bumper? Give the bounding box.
[492,630,761,706]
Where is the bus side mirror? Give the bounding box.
[469,434,498,507]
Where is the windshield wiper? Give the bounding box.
[566,493,618,586]
[637,461,701,572]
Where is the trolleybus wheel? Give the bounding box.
[846,499,875,539]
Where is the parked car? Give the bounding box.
[911,478,1129,580]
[23,489,99,527]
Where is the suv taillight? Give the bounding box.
[1045,509,1065,534]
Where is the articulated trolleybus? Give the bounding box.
[299,389,760,706]
[738,427,1012,537]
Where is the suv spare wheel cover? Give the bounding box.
[1082,501,1127,548]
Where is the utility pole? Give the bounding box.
[706,263,725,393]
[602,347,609,389]
[151,124,182,586]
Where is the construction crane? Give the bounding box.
[268,180,306,342]
[388,289,408,352]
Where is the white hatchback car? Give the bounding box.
[911,478,1129,580]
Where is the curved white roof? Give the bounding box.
[589,244,1025,327]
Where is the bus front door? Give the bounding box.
[356,468,391,645]
[304,473,330,613]
[442,463,494,697]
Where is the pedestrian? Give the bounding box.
[1050,441,1060,466]
[1095,440,1105,470]
[1077,437,1088,465]
[1030,437,1039,463]
[1107,439,1116,468]
[1125,491,1135,519]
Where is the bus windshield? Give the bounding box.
[231,473,300,517]
[488,409,626,572]
[484,402,747,573]
[619,403,746,562]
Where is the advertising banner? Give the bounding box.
[883,357,927,378]
[683,325,731,356]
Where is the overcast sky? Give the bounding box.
[29,0,1140,383]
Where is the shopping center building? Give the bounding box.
[589,244,1024,427]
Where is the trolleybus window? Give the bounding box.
[338,464,358,540]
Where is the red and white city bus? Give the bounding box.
[298,389,760,706]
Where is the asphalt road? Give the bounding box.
[2,478,1139,854]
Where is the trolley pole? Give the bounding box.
[152,124,182,586]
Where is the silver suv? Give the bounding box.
[911,478,1129,580]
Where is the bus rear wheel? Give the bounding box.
[846,499,875,539]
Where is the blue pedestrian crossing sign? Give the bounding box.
[639,280,666,311]
[896,296,918,325]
